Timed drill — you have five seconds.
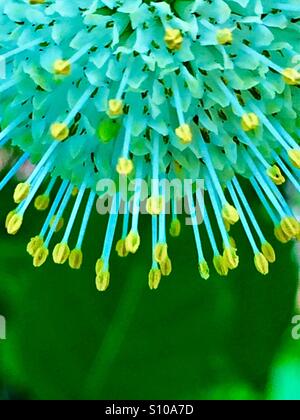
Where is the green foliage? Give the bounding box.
[0,185,298,400]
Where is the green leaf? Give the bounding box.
[0,186,298,400]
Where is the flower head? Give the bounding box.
[0,0,299,291]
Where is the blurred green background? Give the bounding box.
[0,181,299,400]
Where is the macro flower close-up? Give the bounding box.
[0,0,300,402]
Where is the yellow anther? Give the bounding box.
[72,187,79,197]
[33,246,49,268]
[148,268,162,290]
[261,242,276,263]
[34,194,50,211]
[125,231,141,254]
[50,215,64,233]
[52,242,70,265]
[228,236,236,249]
[223,246,239,270]
[266,165,285,185]
[170,219,181,237]
[50,122,69,141]
[108,99,123,117]
[96,271,110,292]
[6,213,23,235]
[160,257,172,277]
[5,210,16,230]
[222,203,239,225]
[154,243,168,264]
[198,260,210,280]
[274,225,291,243]
[280,216,299,238]
[146,196,164,215]
[29,0,45,5]
[95,258,105,275]
[69,249,83,270]
[254,252,269,275]
[27,236,44,256]
[115,239,129,257]
[175,123,192,144]
[164,28,183,50]
[282,68,300,86]
[241,113,259,132]
[216,28,233,45]
[213,255,229,276]
[116,157,134,176]
[53,59,71,76]
[13,182,30,204]
[224,219,231,232]
[288,149,300,169]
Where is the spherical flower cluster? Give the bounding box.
[0,0,299,291]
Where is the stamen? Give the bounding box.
[232,178,276,263]
[0,153,30,192]
[39,180,69,239]
[34,177,57,211]
[228,181,269,274]
[151,214,159,269]
[286,149,300,169]
[244,152,286,219]
[198,136,227,206]
[122,115,133,158]
[271,120,300,150]
[216,29,233,45]
[273,154,300,192]
[149,215,162,286]
[130,159,143,234]
[1,38,43,60]
[249,103,291,151]
[207,175,239,270]
[61,182,86,244]
[232,177,266,245]
[239,131,272,169]
[53,60,71,76]
[116,65,132,100]
[100,193,121,269]
[26,143,57,186]
[116,200,130,258]
[74,190,96,250]
[275,3,300,12]
[63,86,94,127]
[158,182,167,245]
[69,44,93,65]
[227,182,259,254]
[116,115,134,176]
[148,266,162,290]
[172,75,192,144]
[0,112,27,147]
[43,183,74,248]
[261,164,294,216]
[170,196,181,237]
[18,161,52,215]
[147,133,163,215]
[206,175,230,249]
[164,28,183,51]
[187,187,209,279]
[216,80,244,116]
[0,79,20,94]
[250,177,279,226]
[196,189,219,257]
[240,45,283,73]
